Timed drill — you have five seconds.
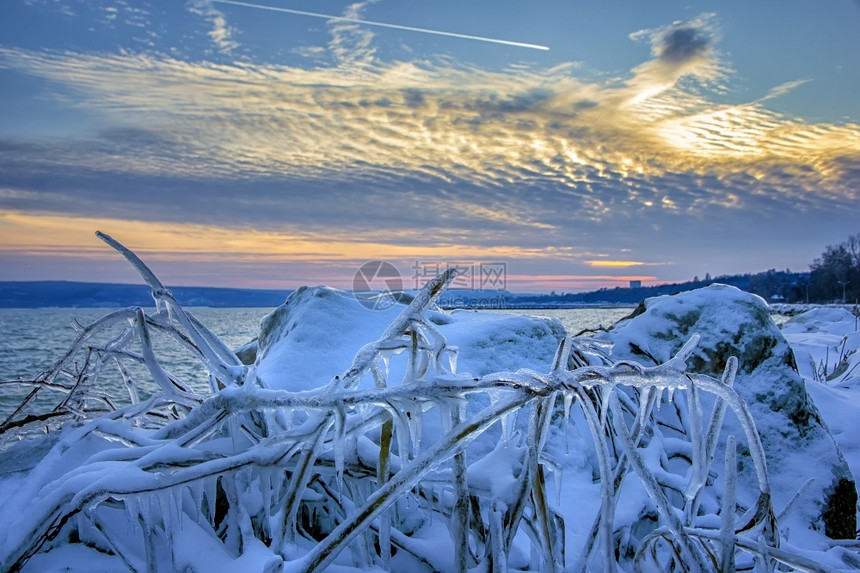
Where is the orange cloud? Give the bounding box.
[0,211,573,266]
[585,260,645,268]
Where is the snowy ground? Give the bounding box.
[783,308,860,495]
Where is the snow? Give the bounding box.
[2,264,859,572]
[255,285,565,392]
[465,439,523,502]
[22,543,130,573]
[255,286,403,392]
[783,307,860,497]
[782,307,860,383]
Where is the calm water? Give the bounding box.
[486,307,634,335]
[0,308,271,419]
[0,306,632,418]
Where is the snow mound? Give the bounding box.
[783,307,859,337]
[255,286,404,391]
[782,307,860,385]
[604,284,857,539]
[255,285,565,391]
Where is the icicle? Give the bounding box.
[685,378,714,526]
[379,511,392,570]
[489,502,507,572]
[156,490,174,537]
[381,352,391,381]
[721,435,738,573]
[138,494,154,536]
[259,468,273,518]
[447,347,459,374]
[563,393,573,455]
[389,402,412,462]
[404,329,420,384]
[437,398,453,434]
[636,386,652,431]
[185,482,205,526]
[124,496,141,535]
[228,415,241,454]
[415,348,430,381]
[333,404,346,498]
[172,487,184,531]
[599,388,611,429]
[271,469,285,508]
[203,478,218,527]
[501,412,510,448]
[407,404,422,456]
[554,464,563,507]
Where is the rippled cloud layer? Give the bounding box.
[0,7,857,288]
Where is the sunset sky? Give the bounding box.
[1,0,858,292]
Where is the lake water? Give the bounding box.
[0,306,633,419]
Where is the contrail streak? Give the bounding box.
[211,0,550,51]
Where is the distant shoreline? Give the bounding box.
[3,280,857,311]
[1,303,854,314]
[444,303,636,310]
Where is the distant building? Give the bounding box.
[629,280,642,288]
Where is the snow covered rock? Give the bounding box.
[254,285,566,390]
[254,286,403,391]
[604,284,857,539]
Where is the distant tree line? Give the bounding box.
[506,232,860,306]
[808,232,860,304]
[507,270,811,306]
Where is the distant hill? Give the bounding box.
[503,270,811,307]
[0,281,292,308]
[0,269,811,309]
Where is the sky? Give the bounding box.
[0,0,858,293]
